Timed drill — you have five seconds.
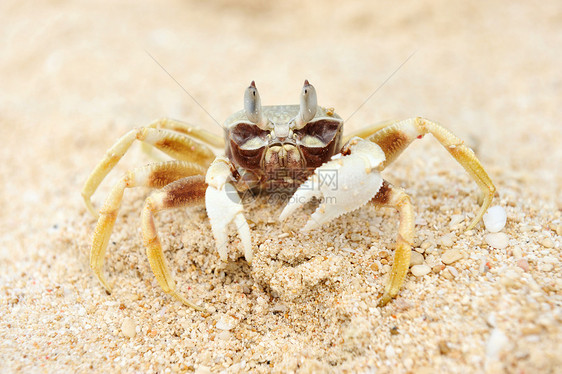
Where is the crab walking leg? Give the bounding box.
[371,181,415,307]
[342,119,399,145]
[365,117,496,230]
[141,118,224,159]
[141,176,207,311]
[90,161,206,293]
[145,118,224,148]
[82,127,215,217]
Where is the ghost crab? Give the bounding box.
[82,80,495,311]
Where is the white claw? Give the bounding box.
[280,138,386,231]
[205,183,253,263]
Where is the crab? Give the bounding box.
[82,80,495,311]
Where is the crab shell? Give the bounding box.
[223,105,344,190]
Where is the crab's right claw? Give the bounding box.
[280,138,386,230]
[205,183,253,263]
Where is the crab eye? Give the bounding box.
[244,81,269,129]
[294,80,317,129]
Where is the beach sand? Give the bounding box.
[1,1,561,372]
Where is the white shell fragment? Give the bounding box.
[441,249,463,265]
[486,328,509,361]
[485,232,509,249]
[216,314,237,331]
[411,264,431,277]
[121,317,136,338]
[483,205,507,232]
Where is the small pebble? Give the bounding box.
[349,233,362,242]
[195,366,212,374]
[486,313,497,328]
[121,317,136,338]
[538,263,553,272]
[432,264,446,273]
[500,270,520,288]
[216,315,237,331]
[441,249,463,265]
[556,224,562,236]
[438,340,451,355]
[486,328,509,360]
[483,206,507,232]
[442,266,459,280]
[511,246,522,259]
[385,345,396,359]
[449,214,464,228]
[485,233,509,249]
[516,259,529,272]
[414,246,425,254]
[420,240,432,251]
[415,217,427,226]
[447,266,459,277]
[411,264,431,277]
[439,235,454,247]
[540,237,554,248]
[410,251,425,266]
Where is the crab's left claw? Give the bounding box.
[280,138,386,230]
[205,157,253,263]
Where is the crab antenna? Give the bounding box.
[294,80,317,129]
[244,81,268,129]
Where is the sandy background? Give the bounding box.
[1,0,561,373]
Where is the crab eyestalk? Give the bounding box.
[244,81,269,130]
[294,80,317,129]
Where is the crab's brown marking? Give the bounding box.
[148,161,206,188]
[161,176,207,208]
[370,130,409,168]
[142,175,207,311]
[372,180,392,205]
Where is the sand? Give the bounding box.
[1,1,561,372]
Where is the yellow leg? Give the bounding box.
[371,181,414,306]
[359,117,495,230]
[141,175,208,311]
[342,119,398,145]
[90,161,205,294]
[145,118,224,148]
[82,126,215,217]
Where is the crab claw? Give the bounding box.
[205,157,253,263]
[205,183,253,263]
[280,138,386,230]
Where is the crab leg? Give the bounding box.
[82,124,216,216]
[141,175,208,311]
[280,138,415,305]
[140,118,224,159]
[363,117,496,230]
[90,161,205,294]
[144,118,224,147]
[371,181,414,307]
